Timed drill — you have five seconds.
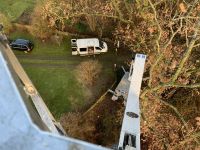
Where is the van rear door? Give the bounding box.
[88,47,94,55]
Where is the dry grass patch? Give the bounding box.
[75,60,102,87]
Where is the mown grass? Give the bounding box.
[0,0,35,21]
[25,67,86,119]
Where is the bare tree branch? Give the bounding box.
[171,20,200,82]
[148,0,162,52]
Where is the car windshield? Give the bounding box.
[99,41,104,49]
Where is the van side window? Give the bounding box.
[72,47,77,51]
[80,48,87,52]
[95,47,102,50]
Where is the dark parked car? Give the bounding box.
[10,39,34,52]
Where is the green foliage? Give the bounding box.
[64,19,72,26]
[75,22,88,33]
[127,0,134,3]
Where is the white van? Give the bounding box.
[71,38,108,56]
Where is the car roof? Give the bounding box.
[13,39,30,45]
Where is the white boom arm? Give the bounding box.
[0,33,65,135]
[118,54,146,150]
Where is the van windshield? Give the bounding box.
[99,41,104,49]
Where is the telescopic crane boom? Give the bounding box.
[0,30,65,135]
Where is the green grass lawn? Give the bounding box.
[25,67,86,119]
[0,0,35,21]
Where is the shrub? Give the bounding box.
[30,4,54,39]
[75,60,102,86]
